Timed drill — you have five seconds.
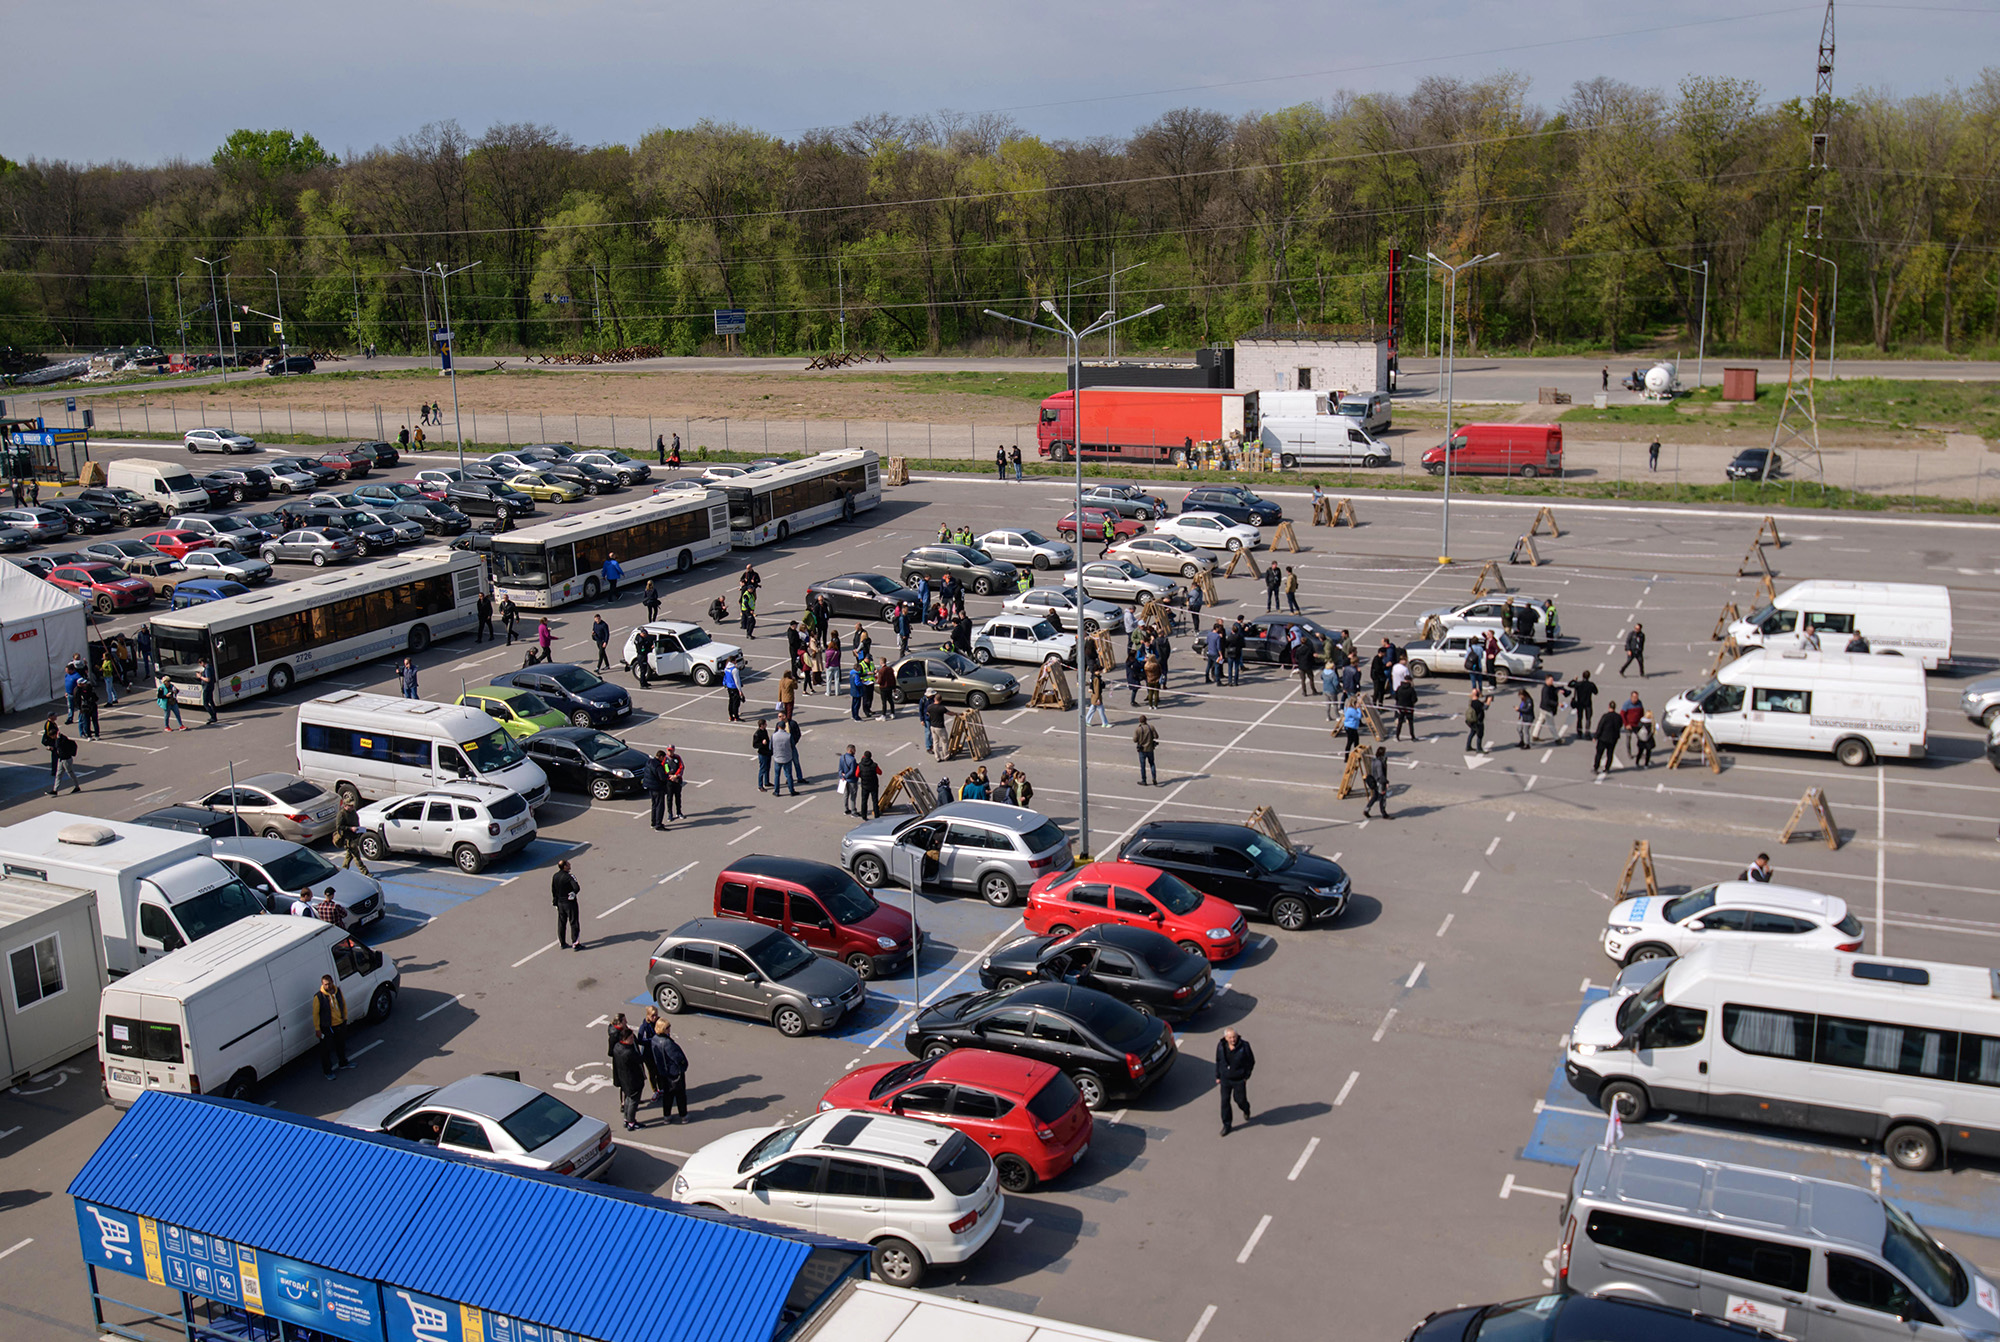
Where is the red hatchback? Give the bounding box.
[141,529,215,561]
[819,1048,1092,1193]
[46,562,155,613]
[1025,859,1246,962]
[1056,507,1144,543]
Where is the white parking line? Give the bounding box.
[0,1237,32,1262]
[1406,962,1425,988]
[1500,1174,1567,1201]
[786,796,815,812]
[729,825,764,844]
[513,940,559,968]
[1486,836,1500,856]
[596,897,635,920]
[1335,1070,1359,1106]
[350,1039,383,1059]
[1462,871,1480,895]
[655,861,699,884]
[1235,1214,1272,1264]
[1876,769,1888,957]
[1287,1137,1320,1182]
[615,1138,691,1158]
[1436,914,1454,937]
[416,994,464,1021]
[1185,1305,1218,1342]
[1372,1008,1397,1043]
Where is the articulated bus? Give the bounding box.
[725,449,881,546]
[487,489,729,609]
[150,549,486,704]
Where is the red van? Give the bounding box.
[1421,423,1563,478]
[715,855,917,980]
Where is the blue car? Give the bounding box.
[169,578,250,608]
[489,663,633,727]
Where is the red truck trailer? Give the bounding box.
[1036,387,1251,464]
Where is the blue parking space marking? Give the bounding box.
[0,762,52,803]
[368,840,579,942]
[1523,990,2000,1242]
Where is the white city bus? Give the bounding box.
[149,549,485,703]
[724,449,882,547]
[488,489,729,609]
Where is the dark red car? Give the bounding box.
[1055,507,1145,543]
[139,529,216,561]
[314,450,373,481]
[818,1048,1092,1193]
[1025,859,1246,962]
[46,562,155,613]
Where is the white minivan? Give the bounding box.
[1662,649,1926,767]
[1259,417,1390,469]
[1730,580,1953,669]
[105,459,213,515]
[295,691,551,809]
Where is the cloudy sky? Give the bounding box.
[10,0,1996,164]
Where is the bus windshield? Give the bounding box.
[489,543,567,589]
[151,623,210,672]
[459,728,526,773]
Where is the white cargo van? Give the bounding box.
[1567,941,2000,1169]
[296,691,550,809]
[1662,649,1926,767]
[1254,389,1328,419]
[0,814,265,975]
[1730,580,1953,669]
[98,914,398,1105]
[1259,417,1390,469]
[105,459,212,515]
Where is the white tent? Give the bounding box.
[0,560,87,715]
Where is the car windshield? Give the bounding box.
[748,932,817,980]
[1028,621,1059,641]
[459,728,525,773]
[549,667,605,694]
[505,692,555,718]
[1147,871,1207,915]
[1615,973,1668,1034]
[499,1091,582,1152]
[740,1118,810,1172]
[1465,1296,1562,1342]
[260,846,339,891]
[1241,836,1292,872]
[1661,886,1717,923]
[868,1056,939,1099]
[1014,530,1052,547]
[678,627,712,650]
[578,733,630,762]
[172,878,265,940]
[812,872,879,924]
[208,549,246,564]
[1883,1201,1968,1306]
[1019,819,1068,856]
[929,1133,992,1197]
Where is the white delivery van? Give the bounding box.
[99,914,398,1106]
[105,459,213,515]
[1662,648,1926,767]
[0,875,108,1085]
[1255,389,1328,419]
[1730,580,1953,669]
[296,691,550,809]
[1259,417,1390,469]
[0,814,266,975]
[1567,940,2000,1171]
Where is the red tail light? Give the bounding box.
[1172,984,1192,1000]
[552,1160,575,1175]
[1838,941,1862,952]
[1126,1052,1145,1080]
[488,822,500,836]
[189,1075,201,1094]
[1034,1124,1057,1142]
[1558,1216,1575,1285]
[949,1209,979,1234]
[287,813,311,824]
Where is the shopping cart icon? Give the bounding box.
[87,1207,134,1265]
[397,1290,451,1342]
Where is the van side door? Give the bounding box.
[1695,1230,1812,1336]
[1750,685,1814,750]
[1632,1003,1712,1115]
[1816,1252,1954,1342]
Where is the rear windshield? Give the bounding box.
[1068,993,1152,1052]
[1026,1071,1081,1126]
[928,1133,992,1197]
[105,1015,183,1063]
[499,1092,582,1151]
[1836,912,1863,937]
[489,792,528,820]
[1019,819,1068,856]
[1464,1296,1561,1342]
[1141,938,1194,976]
[274,780,324,805]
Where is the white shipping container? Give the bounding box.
[0,875,108,1085]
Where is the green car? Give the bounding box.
[457,686,568,739]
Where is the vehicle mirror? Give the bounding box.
[1686,919,1705,931]
[741,970,762,984]
[1150,910,1164,923]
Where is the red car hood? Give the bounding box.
[854,903,915,948]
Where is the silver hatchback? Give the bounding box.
[841,800,1074,908]
[645,918,865,1037]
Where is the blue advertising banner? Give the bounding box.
[383,1284,583,1342]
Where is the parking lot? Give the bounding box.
[1,443,1998,1342]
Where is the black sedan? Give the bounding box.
[542,460,624,496]
[902,981,1176,1110]
[1725,448,1782,481]
[978,924,1215,1021]
[491,663,632,728]
[1408,1293,1770,1342]
[44,500,116,534]
[520,727,650,799]
[898,544,1019,597]
[198,466,273,503]
[389,500,472,536]
[1190,614,1345,665]
[1181,484,1282,527]
[807,572,921,621]
[1119,821,1351,931]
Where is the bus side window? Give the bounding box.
[438,745,473,778]
[1806,612,1855,634]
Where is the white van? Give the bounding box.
[1662,649,1926,767]
[1730,580,1953,669]
[1256,389,1328,419]
[1567,940,2000,1169]
[99,914,398,1105]
[1259,417,1390,469]
[105,459,212,515]
[295,691,550,809]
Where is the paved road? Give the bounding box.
[1,464,1998,1341]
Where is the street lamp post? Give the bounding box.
[983,299,1164,861]
[267,269,289,372]
[174,272,188,362]
[1797,249,1838,383]
[403,261,482,473]
[1064,261,1144,354]
[194,255,230,380]
[1665,258,1710,390]
[1424,251,1499,563]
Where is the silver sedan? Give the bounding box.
[1105,534,1216,578]
[976,527,1073,571]
[177,547,273,585]
[335,1074,615,1179]
[1403,628,1541,680]
[1060,558,1176,605]
[1002,586,1123,634]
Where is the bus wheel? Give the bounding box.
[777,521,791,543]
[1885,1123,1939,1171]
[581,577,600,601]
[407,624,430,654]
[676,549,692,573]
[1835,736,1874,768]
[269,664,295,693]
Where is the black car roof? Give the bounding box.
[723,855,868,900]
[1058,923,1182,953]
[667,916,784,950]
[1125,820,1260,849]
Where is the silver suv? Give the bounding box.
[841,800,1073,907]
[645,917,865,1037]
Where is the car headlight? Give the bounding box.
[810,996,834,1008]
[1204,926,1232,940]
[876,936,898,950]
[672,1174,689,1196]
[1611,924,1642,935]
[1572,1043,1600,1057]
[611,768,635,779]
[1310,885,1342,898]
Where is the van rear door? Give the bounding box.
[140,994,190,1094]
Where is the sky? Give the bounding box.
[9,0,1998,164]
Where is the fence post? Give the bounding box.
[540,412,546,441]
[573,413,580,445]
[843,420,849,450]
[505,412,511,445]
[927,422,933,468]
[610,414,615,450]
[724,419,730,453]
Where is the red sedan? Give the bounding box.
[1056,507,1145,543]
[315,450,372,480]
[141,529,216,561]
[46,562,155,613]
[819,1048,1092,1193]
[1025,859,1246,962]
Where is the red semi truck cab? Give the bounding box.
[1037,387,1251,464]
[1421,423,1563,479]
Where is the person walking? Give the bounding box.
[46,720,80,795]
[1392,674,1418,741]
[1744,852,1774,883]
[837,744,859,815]
[722,658,744,722]
[1620,691,1645,761]
[475,591,494,643]
[927,693,949,761]
[500,594,520,645]
[648,1019,689,1124]
[662,746,686,821]
[535,617,554,664]
[1465,689,1488,753]
[1465,639,1486,693]
[1633,712,1656,767]
[198,655,218,723]
[1133,715,1159,785]
[1085,665,1109,727]
[313,974,351,1080]
[740,587,758,640]
[770,722,800,796]
[135,626,153,680]
[752,720,774,792]
[1215,1028,1255,1136]
[1533,676,1562,743]
[855,749,882,820]
[1125,646,1144,707]
[601,552,623,603]
[1203,622,1223,684]
[400,657,420,700]
[670,433,681,465]
[311,886,349,930]
[156,672,188,731]
[847,662,865,721]
[336,796,370,873]
[586,614,609,671]
[97,648,119,706]
[552,859,583,951]
[1099,513,1116,557]
[1340,699,1363,756]
[610,1024,646,1131]
[645,750,669,829]
[1264,563,1281,612]
[1648,439,1661,472]
[1515,689,1535,749]
[1601,365,1610,391]
[1568,670,1598,741]
[1361,745,1392,819]
[1284,566,1301,614]
[894,602,912,658]
[1619,623,1646,678]
[642,579,661,625]
[1592,707,1623,775]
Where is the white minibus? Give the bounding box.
[1730,580,1953,669]
[295,691,550,809]
[1662,649,1926,767]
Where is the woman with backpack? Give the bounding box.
[156,675,187,731]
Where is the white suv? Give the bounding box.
[355,782,537,873]
[972,615,1075,667]
[673,1109,1002,1286]
[620,620,745,687]
[1602,880,1864,966]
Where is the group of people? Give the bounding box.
[991,445,1026,482]
[415,401,446,427]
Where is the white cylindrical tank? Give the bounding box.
[1643,361,1678,395]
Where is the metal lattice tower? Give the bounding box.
[1766,0,1836,482]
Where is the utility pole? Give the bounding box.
[404,261,481,474]
[837,259,846,352]
[1426,251,1500,562]
[174,272,188,361]
[351,270,364,353]
[1665,259,1710,389]
[223,272,239,371]
[194,255,230,380]
[268,268,288,372]
[143,276,155,348]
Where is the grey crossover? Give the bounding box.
[840,800,1073,907]
[644,917,866,1037]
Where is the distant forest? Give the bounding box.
[3,70,1998,358]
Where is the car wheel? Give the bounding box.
[497,504,512,521]
[589,776,615,800]
[1366,454,1389,467]
[1983,705,2000,728]
[1600,1081,1649,1123]
[368,984,395,1024]
[94,595,114,614]
[1032,553,1050,571]
[922,1039,953,1060]
[993,975,1025,993]
[1226,537,1243,552]
[1280,453,1299,470]
[966,690,989,711]
[1425,464,1444,477]
[359,832,388,861]
[1181,562,1200,578]
[1624,943,1674,964]
[772,1005,808,1037]
[1835,736,1873,768]
[980,872,1019,907]
[1171,448,1189,467]
[311,552,328,567]
[569,708,595,728]
[1407,660,1430,679]
[1177,939,1205,958]
[871,1238,925,1289]
[1885,1123,1939,1171]
[852,854,887,888]
[881,603,899,621]
[452,843,485,874]
[232,486,246,503]
[581,576,600,601]
[1134,506,1154,521]
[269,663,295,693]
[1071,1071,1108,1110]
[1058,528,1075,542]
[973,647,993,664]
[691,664,716,687]
[262,548,279,563]
[654,982,684,1014]
[995,1155,1037,1194]
[260,826,285,840]
[1271,897,1309,931]
[407,623,430,654]
[676,549,693,573]
[1130,999,1156,1016]
[1519,465,1540,479]
[354,540,372,558]
[1047,924,1074,939]
[973,576,993,596]
[845,951,877,980]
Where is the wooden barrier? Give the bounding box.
[879,767,939,815]
[1666,720,1722,773]
[945,709,991,760]
[883,456,911,486]
[1528,506,1561,538]
[1755,571,1777,606]
[1779,787,1841,849]
[1087,629,1118,672]
[1030,660,1074,709]
[1508,534,1543,566]
[1707,637,1744,677]
[1337,741,1366,798]
[1271,520,1301,553]
[1738,537,1776,580]
[1312,496,1333,525]
[1330,498,1359,527]
[1755,515,1783,549]
[1711,602,1742,641]
[1471,561,1509,595]
[1617,840,1660,899]
[1246,805,1292,849]
[1193,571,1218,606]
[1224,547,1263,579]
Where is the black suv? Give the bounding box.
[446,479,534,520]
[264,354,316,375]
[1180,485,1282,527]
[292,506,399,557]
[389,499,471,535]
[197,465,273,503]
[1725,448,1781,482]
[132,806,256,840]
[44,500,115,534]
[75,487,164,528]
[352,439,400,469]
[1118,821,1350,930]
[898,544,1019,596]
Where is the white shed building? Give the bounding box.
[1233,327,1390,399]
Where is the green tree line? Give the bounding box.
[4,70,1998,358]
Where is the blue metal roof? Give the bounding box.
[70,1092,858,1342]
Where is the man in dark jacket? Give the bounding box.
[1263,563,1281,612]
[644,751,668,829]
[313,974,351,1079]
[647,1019,689,1123]
[1567,670,1598,740]
[610,1025,647,1130]
[552,859,583,951]
[1392,675,1419,740]
[1225,618,1246,686]
[855,749,882,820]
[1592,708,1623,775]
[1619,623,1646,677]
[1216,1028,1255,1135]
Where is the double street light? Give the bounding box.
[193,255,230,381]
[401,261,482,473]
[1425,251,1500,564]
[1664,258,1710,391]
[983,298,1164,861]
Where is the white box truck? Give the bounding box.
[0,814,266,976]
[0,874,108,1085]
[99,914,399,1105]
[105,459,213,516]
[1729,579,1953,668]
